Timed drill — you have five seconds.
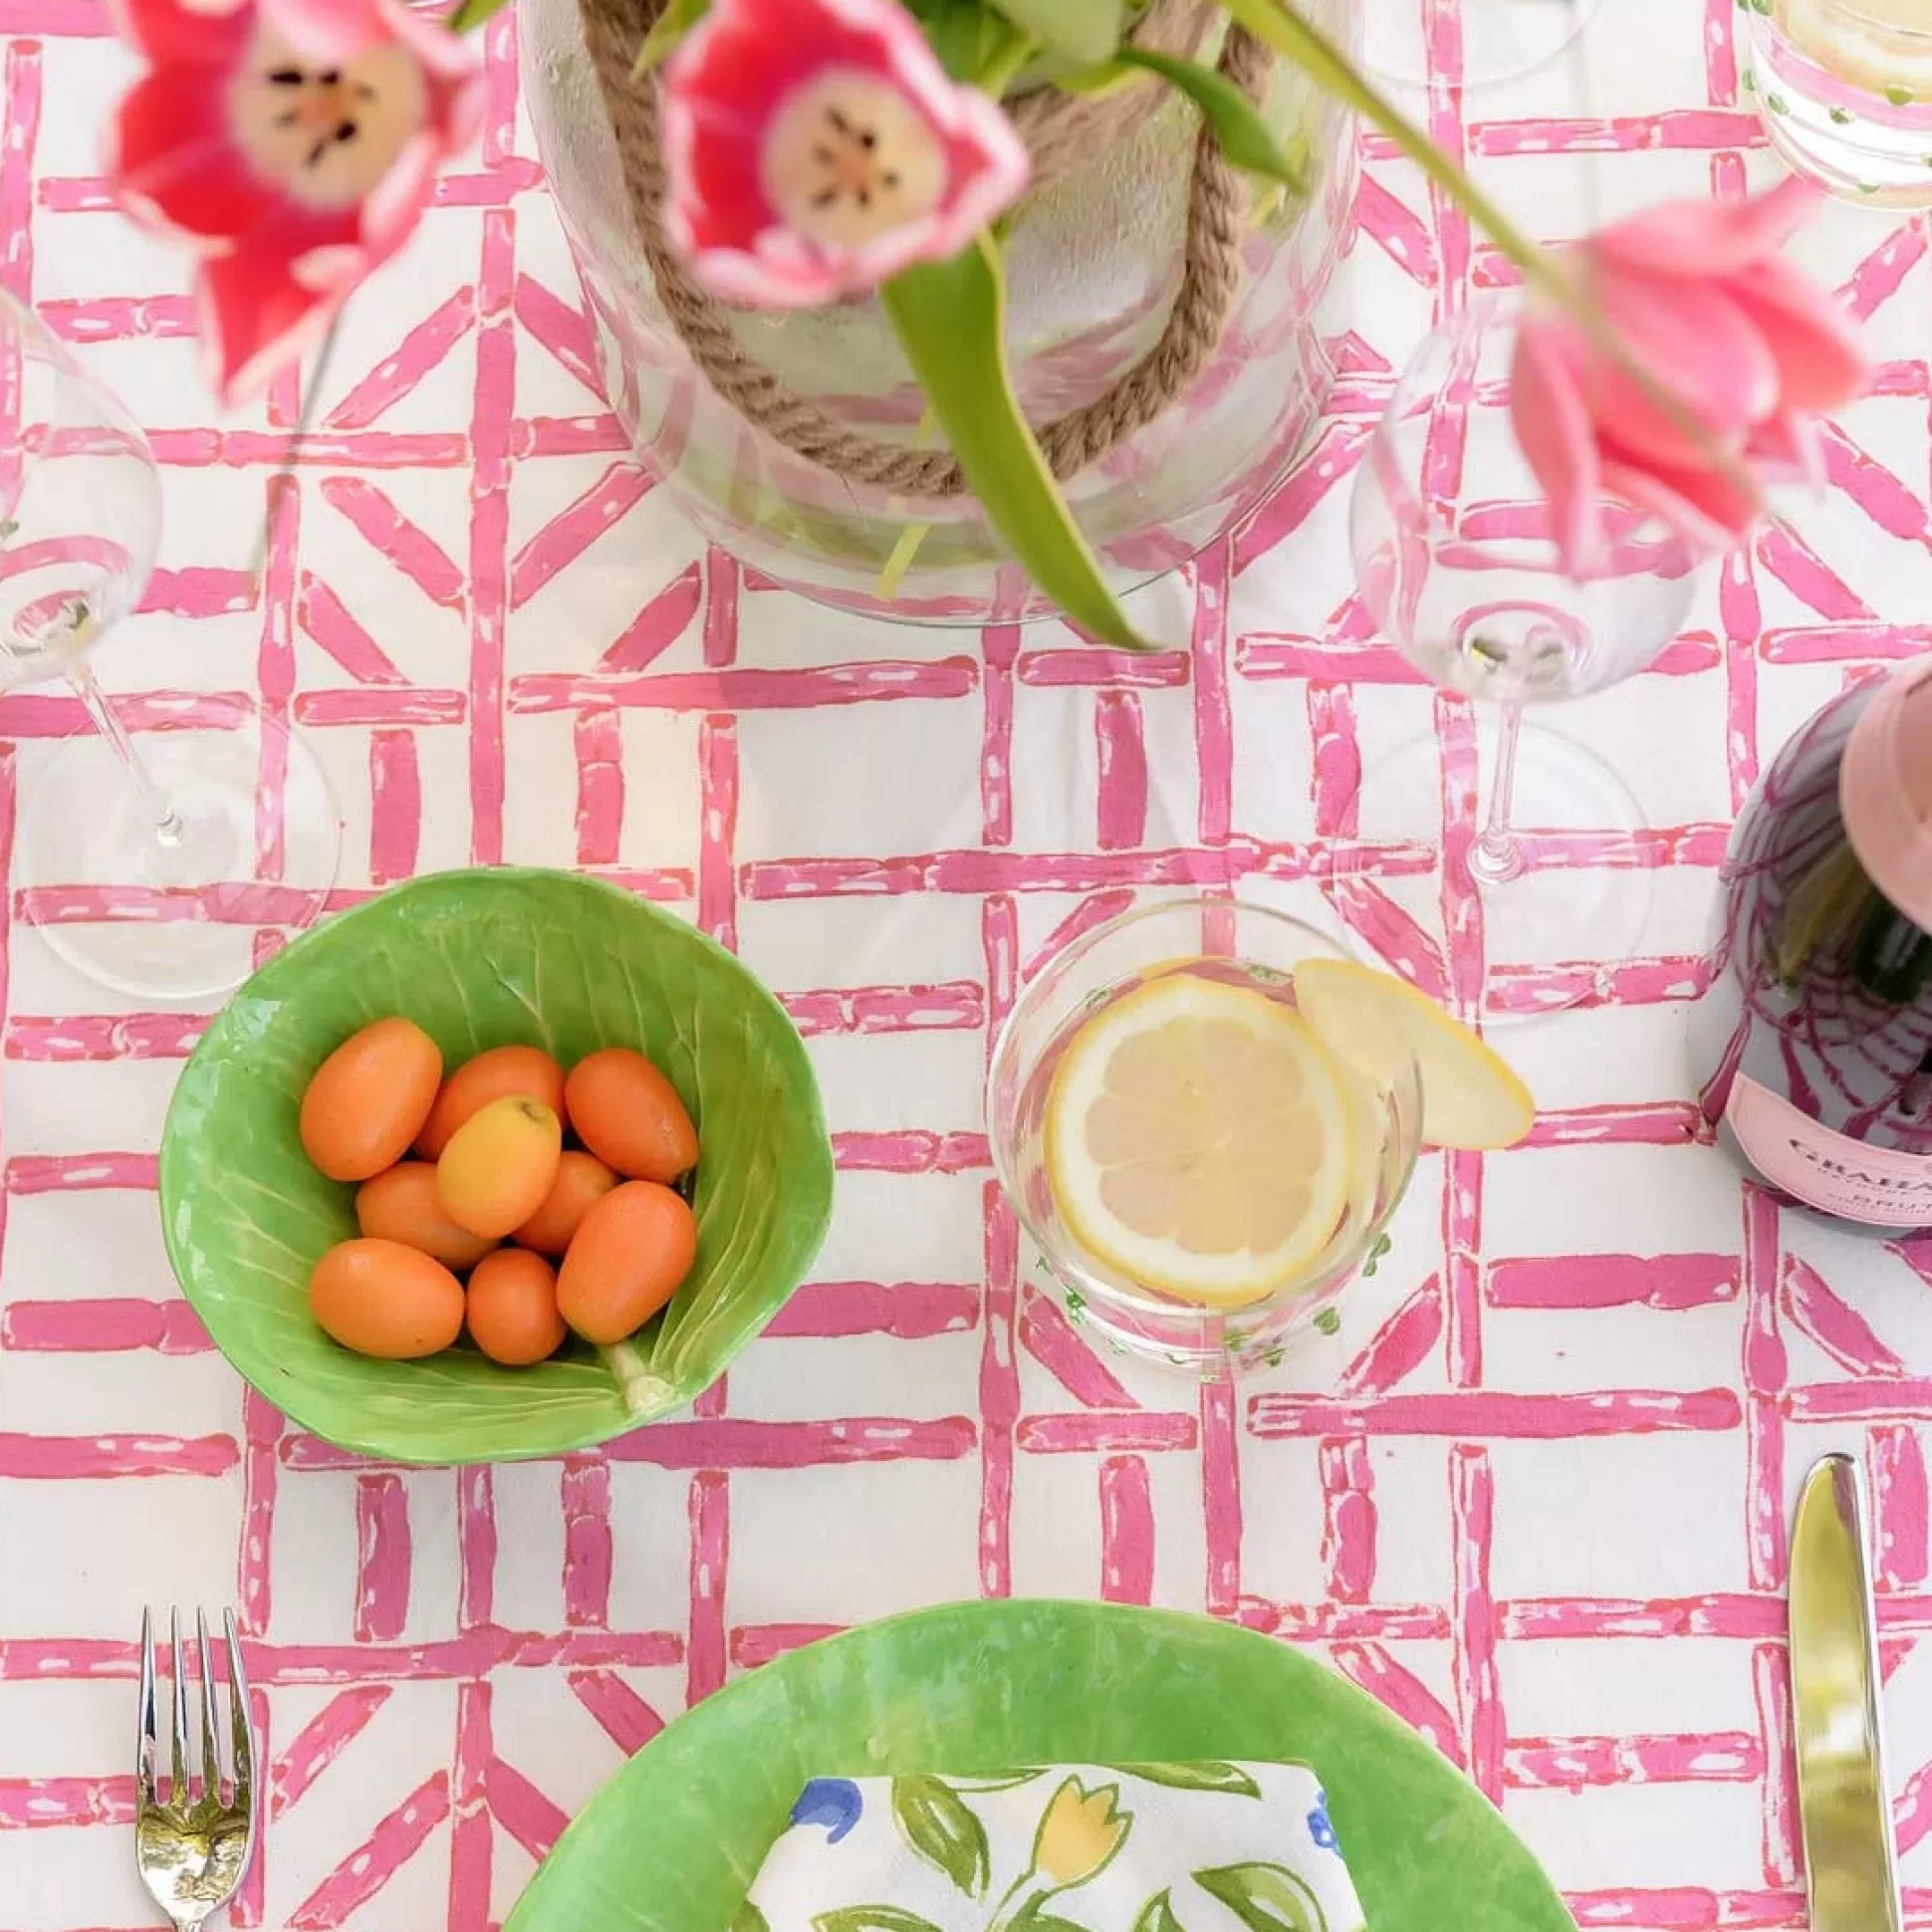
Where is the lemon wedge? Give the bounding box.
[1778,0,1932,100]
[1044,971,1351,1308]
[1291,958,1536,1151]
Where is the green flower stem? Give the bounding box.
[1227,0,1761,507]
[1219,0,1560,295]
[881,235,1152,649]
[986,1880,1051,1932]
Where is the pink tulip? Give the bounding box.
[107,0,484,404]
[1509,179,1870,577]
[661,0,1030,310]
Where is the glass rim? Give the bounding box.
[1778,0,1932,40]
[985,892,1427,1324]
[1354,289,1701,609]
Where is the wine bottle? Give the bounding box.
[1690,655,1932,1232]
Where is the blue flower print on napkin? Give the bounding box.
[1306,1789,1336,1851]
[792,1778,863,1843]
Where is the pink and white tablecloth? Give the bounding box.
[3,1,1931,1927]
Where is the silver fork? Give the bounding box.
[135,1609,257,1932]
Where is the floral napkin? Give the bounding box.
[743,1764,1365,1932]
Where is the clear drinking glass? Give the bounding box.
[986,897,1423,1378]
[1365,0,1601,89]
[1341,289,1701,1020]
[1744,0,1932,207]
[0,291,343,999]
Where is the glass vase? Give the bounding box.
[519,0,1359,623]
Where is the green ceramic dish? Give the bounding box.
[159,867,834,1464]
[503,1600,1570,1932]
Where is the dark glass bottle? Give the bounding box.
[1690,658,1932,1231]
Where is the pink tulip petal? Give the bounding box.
[290,241,368,291]
[670,0,870,126]
[111,66,279,243]
[663,92,776,258]
[1745,405,1824,488]
[934,86,1032,237]
[359,131,439,259]
[1509,315,1606,578]
[446,68,489,155]
[257,0,387,61]
[108,0,249,65]
[1590,178,1817,280]
[1726,257,1872,414]
[380,0,485,81]
[1599,440,1764,558]
[197,249,339,404]
[1575,272,1779,468]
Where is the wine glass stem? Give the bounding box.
[69,663,186,847]
[1468,700,1527,886]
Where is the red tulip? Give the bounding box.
[107,0,484,404]
[662,0,1030,309]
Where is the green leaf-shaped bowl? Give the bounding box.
[158,867,835,1465]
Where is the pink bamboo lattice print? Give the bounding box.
[1,0,1931,1927]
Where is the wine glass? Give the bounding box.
[1336,288,1701,1022]
[1365,0,1602,91]
[0,291,343,1000]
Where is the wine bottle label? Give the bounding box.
[1728,1074,1932,1228]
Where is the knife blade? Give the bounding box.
[1790,1453,1902,1932]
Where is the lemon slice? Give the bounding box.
[1044,972,1351,1308]
[1292,958,1536,1152]
[1778,0,1932,100]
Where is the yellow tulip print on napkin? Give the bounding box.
[742,1763,1364,1932]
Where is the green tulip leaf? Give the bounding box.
[1114,48,1306,188]
[816,1912,945,1932]
[906,0,1035,84]
[891,1777,991,1896]
[880,236,1152,651]
[629,0,712,76]
[1126,1762,1262,1798]
[1193,1864,1328,1932]
[158,868,834,1466]
[987,0,1121,65]
[445,0,512,33]
[1134,1892,1188,1932]
[733,1906,770,1932]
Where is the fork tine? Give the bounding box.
[223,1610,255,1816]
[168,1607,191,1799]
[196,1609,223,1795]
[135,1608,157,1807]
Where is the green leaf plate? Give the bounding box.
[158,867,834,1465]
[502,1600,1570,1932]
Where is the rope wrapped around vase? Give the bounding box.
[575,0,1273,499]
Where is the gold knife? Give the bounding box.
[1790,1453,1902,1932]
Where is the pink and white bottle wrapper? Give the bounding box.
[745,1764,1365,1932]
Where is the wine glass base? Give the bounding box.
[1330,716,1653,1025]
[18,711,344,1001]
[1365,0,1603,88]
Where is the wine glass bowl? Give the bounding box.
[1339,290,1703,1021]
[1349,291,1700,707]
[0,368,159,688]
[1365,0,1604,89]
[0,290,344,1001]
